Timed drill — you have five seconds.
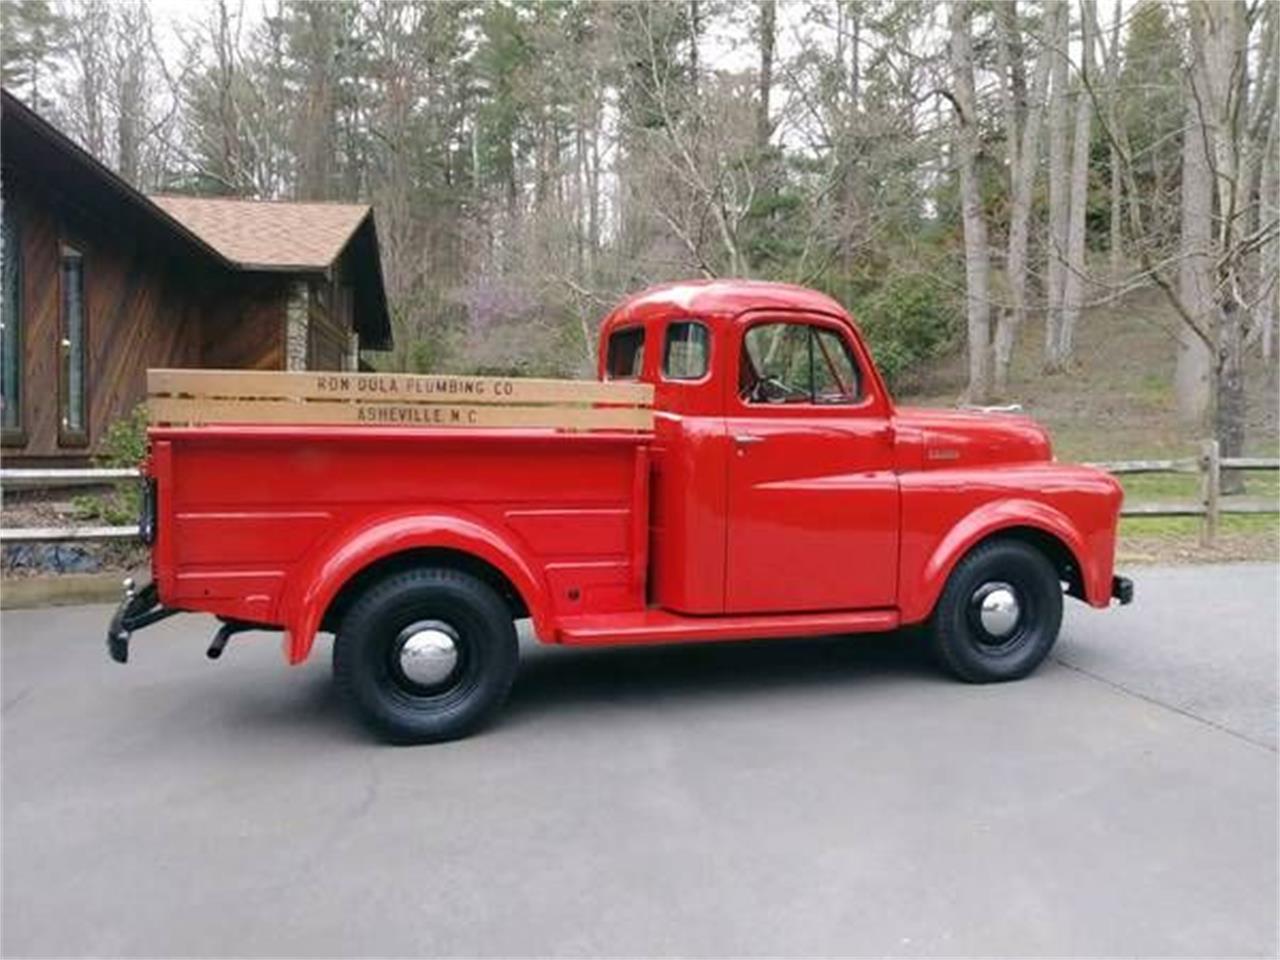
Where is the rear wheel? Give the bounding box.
[928,539,1063,682]
[333,567,518,743]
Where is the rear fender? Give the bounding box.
[902,498,1096,625]
[280,510,550,665]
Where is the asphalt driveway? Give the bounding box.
[2,564,1276,957]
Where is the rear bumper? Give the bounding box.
[106,580,178,663]
[1111,575,1134,605]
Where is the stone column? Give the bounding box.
[285,281,309,371]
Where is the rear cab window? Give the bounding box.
[605,327,645,380]
[663,321,710,381]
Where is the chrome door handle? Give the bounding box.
[734,434,765,446]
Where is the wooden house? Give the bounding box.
[0,89,393,465]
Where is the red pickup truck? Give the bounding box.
[109,280,1131,743]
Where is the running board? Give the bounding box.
[555,608,899,646]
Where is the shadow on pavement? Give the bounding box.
[505,627,942,722]
[170,628,942,743]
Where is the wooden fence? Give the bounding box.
[1,439,1276,546]
[1089,440,1280,546]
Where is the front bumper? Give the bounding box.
[1111,575,1134,605]
[106,580,178,663]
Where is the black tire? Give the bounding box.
[333,567,518,744]
[928,538,1063,683]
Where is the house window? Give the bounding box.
[59,244,87,445]
[1,210,22,442]
[605,327,645,380]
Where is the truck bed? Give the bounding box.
[149,425,652,654]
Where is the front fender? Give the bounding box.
[279,510,551,665]
[901,498,1096,625]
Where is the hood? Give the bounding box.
[892,406,1053,470]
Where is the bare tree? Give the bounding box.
[1101,0,1124,281]
[1087,0,1277,485]
[1044,0,1070,371]
[1175,6,1214,423]
[107,1,152,185]
[1258,8,1280,360]
[949,0,992,402]
[294,2,338,202]
[756,0,776,152]
[60,0,109,158]
[994,0,1056,394]
[1050,0,1096,372]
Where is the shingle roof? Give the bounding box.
[3,88,392,349]
[148,195,371,271]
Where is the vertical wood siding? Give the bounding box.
[307,277,350,371]
[202,274,288,371]
[2,179,286,462]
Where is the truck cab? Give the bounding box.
[109,279,1131,744]
[599,280,901,617]
[596,279,1122,626]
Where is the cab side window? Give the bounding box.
[811,327,860,403]
[740,322,861,405]
[605,327,645,380]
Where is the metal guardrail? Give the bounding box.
[1089,440,1280,546]
[2,525,141,542]
[1,468,142,543]
[0,468,141,483]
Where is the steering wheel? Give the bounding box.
[751,376,807,404]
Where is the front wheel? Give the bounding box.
[928,539,1063,683]
[333,567,518,743]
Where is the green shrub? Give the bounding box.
[853,273,958,391]
[99,403,150,468]
[74,403,149,525]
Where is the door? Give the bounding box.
[725,315,899,613]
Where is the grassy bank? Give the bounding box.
[905,287,1279,564]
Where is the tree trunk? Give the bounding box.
[1200,1,1250,492]
[214,0,240,193]
[1053,0,1096,372]
[1106,0,1123,280]
[994,2,1023,184]
[1044,1,1070,369]
[1108,143,1122,277]
[756,0,776,151]
[994,1,1055,394]
[587,90,601,271]
[950,0,992,403]
[297,3,337,201]
[1175,13,1214,426]
[688,0,700,97]
[1260,76,1279,361]
[72,1,108,161]
[1245,0,1278,362]
[850,6,860,111]
[1216,303,1247,493]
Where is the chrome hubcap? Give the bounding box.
[974,583,1020,639]
[396,621,460,688]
